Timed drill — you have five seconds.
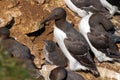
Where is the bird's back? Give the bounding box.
[0,38,34,60]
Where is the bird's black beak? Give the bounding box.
[41,13,56,25]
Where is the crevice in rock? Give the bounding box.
[26,27,45,42]
[46,30,53,36]
[5,17,15,29]
[26,27,45,37]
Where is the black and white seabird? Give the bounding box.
[43,40,68,67]
[0,27,41,78]
[49,67,85,80]
[100,0,120,16]
[79,13,120,62]
[41,7,99,76]
[64,0,110,18]
[88,12,120,43]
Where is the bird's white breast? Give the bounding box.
[79,13,113,62]
[54,25,87,70]
[64,0,88,17]
[100,0,118,15]
[79,12,92,34]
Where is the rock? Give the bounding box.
[0,13,13,28]
[0,0,120,80]
[7,0,20,9]
[40,65,57,80]
[33,0,50,4]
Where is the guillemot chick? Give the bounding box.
[41,7,99,76]
[49,67,85,80]
[43,40,68,67]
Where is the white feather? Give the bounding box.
[43,46,54,64]
[64,0,88,17]
[54,25,88,71]
[100,0,119,16]
[78,13,113,62]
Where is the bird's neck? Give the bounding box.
[55,18,66,25]
[55,18,68,31]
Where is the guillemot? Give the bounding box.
[0,27,41,78]
[41,7,99,76]
[64,0,110,18]
[79,12,120,62]
[88,12,120,43]
[49,67,85,80]
[100,0,120,16]
[43,40,68,67]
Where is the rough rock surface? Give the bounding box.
[0,0,120,80]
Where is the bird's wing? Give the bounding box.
[71,0,91,8]
[100,15,115,32]
[64,37,89,55]
[87,32,108,49]
[64,37,97,70]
